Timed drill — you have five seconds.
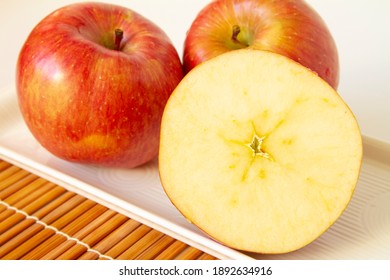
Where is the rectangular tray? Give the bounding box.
[1,85,390,259]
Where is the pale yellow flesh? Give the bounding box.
[159,50,362,254]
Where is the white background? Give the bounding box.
[1,0,389,143]
[0,260,388,279]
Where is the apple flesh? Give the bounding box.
[16,2,183,168]
[183,0,339,89]
[159,50,362,253]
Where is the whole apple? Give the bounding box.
[16,2,183,168]
[183,0,339,89]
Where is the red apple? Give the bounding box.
[183,0,339,89]
[16,2,183,168]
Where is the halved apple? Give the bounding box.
[159,49,362,254]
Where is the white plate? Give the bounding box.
[1,85,390,259]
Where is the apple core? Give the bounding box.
[247,134,271,159]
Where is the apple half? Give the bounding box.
[159,49,362,254]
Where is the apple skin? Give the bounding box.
[183,0,339,89]
[16,2,183,168]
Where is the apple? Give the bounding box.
[159,50,362,253]
[16,2,183,168]
[183,0,339,89]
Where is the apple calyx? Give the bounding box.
[248,134,271,159]
[114,28,124,51]
[231,25,249,48]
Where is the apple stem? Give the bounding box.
[114,28,124,51]
[232,25,249,48]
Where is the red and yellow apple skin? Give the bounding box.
[16,2,183,168]
[183,0,339,89]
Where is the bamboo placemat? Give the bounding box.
[0,159,217,260]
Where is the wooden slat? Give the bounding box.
[0,208,15,223]
[40,195,87,225]
[0,169,32,192]
[31,192,76,218]
[0,212,26,236]
[72,209,117,240]
[56,243,90,260]
[116,229,165,260]
[103,224,152,258]
[197,253,217,260]
[60,204,108,236]
[78,250,99,260]
[0,223,45,258]
[23,186,67,215]
[12,182,57,209]
[0,174,39,198]
[50,199,97,230]
[135,234,176,260]
[175,246,204,260]
[0,166,21,182]
[0,160,218,260]
[4,227,55,259]
[0,161,12,171]
[154,240,190,260]
[88,219,141,254]
[80,213,128,247]
[39,239,77,260]
[21,234,67,260]
[37,210,116,260]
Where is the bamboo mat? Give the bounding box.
[0,159,217,260]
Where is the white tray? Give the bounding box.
[1,85,390,259]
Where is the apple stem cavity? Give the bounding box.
[232,25,249,48]
[114,28,124,51]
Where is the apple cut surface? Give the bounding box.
[159,50,362,254]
